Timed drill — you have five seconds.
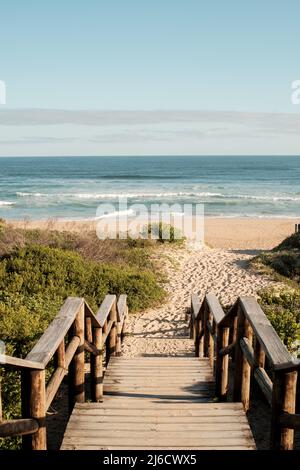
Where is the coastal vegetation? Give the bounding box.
[252,231,300,355]
[0,220,169,448]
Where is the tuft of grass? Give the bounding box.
[251,231,300,284]
[275,231,300,251]
[142,222,185,244]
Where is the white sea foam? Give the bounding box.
[95,208,135,219]
[0,201,15,206]
[15,191,300,202]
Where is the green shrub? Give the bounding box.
[143,222,184,244]
[252,232,300,358]
[0,243,165,448]
[253,231,300,284]
[275,232,300,251]
[0,245,164,315]
[258,287,300,354]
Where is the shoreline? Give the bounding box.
[6,216,298,250]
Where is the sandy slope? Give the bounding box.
[122,244,276,357]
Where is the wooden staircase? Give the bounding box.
[1,293,299,450]
[61,357,255,450]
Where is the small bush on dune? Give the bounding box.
[143,222,185,244]
[252,230,300,284]
[275,232,300,251]
[258,287,300,353]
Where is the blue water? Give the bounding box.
[0,156,300,220]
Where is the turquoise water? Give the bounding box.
[0,156,299,220]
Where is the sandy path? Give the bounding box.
[122,244,275,357]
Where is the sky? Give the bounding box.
[0,0,299,156]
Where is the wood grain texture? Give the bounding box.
[61,357,255,450]
[96,295,117,327]
[239,296,291,366]
[26,297,84,366]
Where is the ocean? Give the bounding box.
[0,155,299,220]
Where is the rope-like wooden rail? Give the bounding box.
[0,294,128,450]
[190,293,300,450]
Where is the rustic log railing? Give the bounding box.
[190,293,300,450]
[0,294,128,450]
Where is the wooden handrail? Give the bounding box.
[205,293,226,324]
[96,294,117,327]
[26,297,85,367]
[0,355,44,370]
[0,293,128,450]
[190,292,300,450]
[0,418,39,437]
[238,296,291,367]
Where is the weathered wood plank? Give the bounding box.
[279,413,300,430]
[117,294,127,320]
[46,367,66,411]
[62,436,255,447]
[84,301,101,328]
[96,295,117,327]
[73,401,246,410]
[26,297,84,366]
[205,293,225,325]
[191,293,201,318]
[0,355,44,370]
[62,445,255,450]
[68,416,250,425]
[0,418,39,437]
[253,367,273,405]
[103,378,214,385]
[66,422,251,431]
[239,297,291,366]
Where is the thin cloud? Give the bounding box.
[0,109,299,134]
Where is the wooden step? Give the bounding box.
[61,357,256,450]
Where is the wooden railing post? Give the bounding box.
[69,303,85,410]
[254,339,265,369]
[104,320,110,366]
[189,303,194,340]
[116,311,122,357]
[121,305,129,340]
[215,326,230,400]
[194,316,200,357]
[22,369,46,450]
[203,304,209,358]
[271,370,298,450]
[74,303,85,403]
[30,370,46,450]
[233,306,245,402]
[108,301,117,358]
[91,327,103,402]
[241,320,253,412]
[208,314,214,369]
[85,317,93,351]
[55,340,65,369]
